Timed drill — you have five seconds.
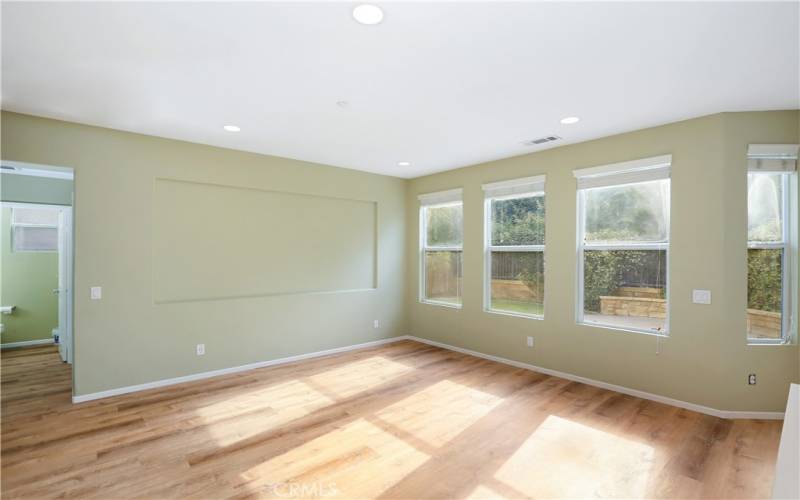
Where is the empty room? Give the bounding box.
[1,1,798,499]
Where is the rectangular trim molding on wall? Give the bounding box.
[73,334,784,420]
[405,336,784,420]
[153,177,378,304]
[1,338,55,349]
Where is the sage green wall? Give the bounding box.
[1,173,73,206]
[0,207,58,344]
[1,111,408,397]
[2,109,797,412]
[406,111,799,413]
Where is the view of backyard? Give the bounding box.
[423,174,784,339]
[490,299,544,316]
[746,172,786,339]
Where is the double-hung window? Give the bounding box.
[746,144,797,343]
[10,206,59,252]
[575,155,671,335]
[419,189,463,307]
[483,175,545,318]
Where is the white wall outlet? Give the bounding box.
[373,319,380,329]
[90,286,102,300]
[748,373,756,385]
[692,289,711,305]
[526,336,534,348]
[196,344,205,356]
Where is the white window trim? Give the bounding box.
[482,175,545,198]
[483,177,545,319]
[418,188,462,206]
[419,190,463,309]
[574,155,671,190]
[575,157,671,336]
[9,205,60,253]
[747,145,798,344]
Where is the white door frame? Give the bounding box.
[58,206,73,364]
[1,201,74,364]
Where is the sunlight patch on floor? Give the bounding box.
[195,379,335,446]
[373,379,504,448]
[494,415,655,498]
[236,417,429,498]
[464,484,504,499]
[304,355,414,399]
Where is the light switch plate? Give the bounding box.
[692,289,711,305]
[90,286,102,300]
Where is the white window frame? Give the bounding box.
[9,205,59,253]
[574,155,671,336]
[419,189,463,309]
[746,144,798,345]
[482,175,546,319]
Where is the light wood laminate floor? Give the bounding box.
[1,341,782,499]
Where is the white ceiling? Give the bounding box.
[2,2,798,179]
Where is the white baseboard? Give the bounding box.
[72,336,410,404]
[1,338,55,349]
[71,334,784,419]
[407,336,784,420]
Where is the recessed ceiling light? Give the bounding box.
[353,4,383,25]
[560,116,580,125]
[223,125,241,132]
[397,161,411,167]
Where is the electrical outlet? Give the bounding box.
[526,336,534,348]
[196,344,205,356]
[373,320,380,329]
[90,286,102,300]
[748,373,756,385]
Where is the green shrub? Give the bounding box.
[747,249,782,312]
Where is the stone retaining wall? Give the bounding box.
[747,308,782,338]
[600,296,666,318]
[616,286,663,299]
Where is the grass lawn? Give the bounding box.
[490,299,543,316]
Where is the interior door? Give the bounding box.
[57,207,73,364]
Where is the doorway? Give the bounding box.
[1,162,74,375]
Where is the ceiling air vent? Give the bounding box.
[523,135,561,146]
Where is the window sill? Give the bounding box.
[578,320,668,338]
[420,299,462,310]
[747,339,794,346]
[485,309,544,321]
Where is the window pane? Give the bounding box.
[747,248,783,339]
[13,226,58,251]
[425,204,463,247]
[584,180,669,243]
[747,173,784,242]
[491,195,545,246]
[424,250,462,305]
[490,251,543,316]
[583,249,667,333]
[12,207,59,226]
